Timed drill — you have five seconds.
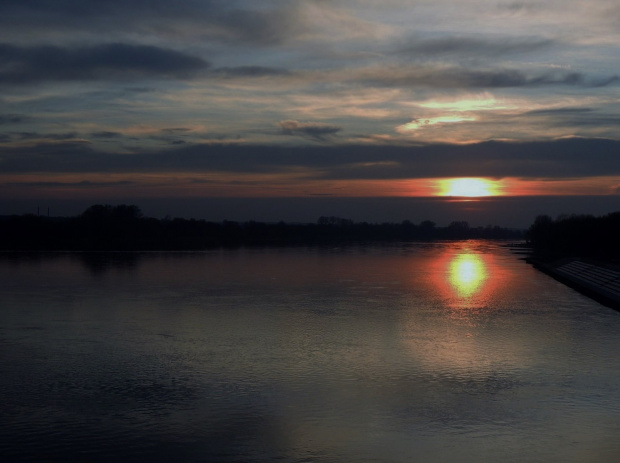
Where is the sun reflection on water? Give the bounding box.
[449,253,488,298]
[429,244,507,310]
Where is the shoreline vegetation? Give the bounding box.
[525,212,620,311]
[2,205,619,309]
[1,204,525,251]
[526,212,620,262]
[1,205,618,257]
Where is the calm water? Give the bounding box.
[1,241,619,462]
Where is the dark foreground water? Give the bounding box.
[1,241,619,462]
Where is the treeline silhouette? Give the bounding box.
[1,204,523,251]
[527,212,620,260]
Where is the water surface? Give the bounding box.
[1,242,619,462]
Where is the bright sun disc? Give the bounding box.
[438,178,500,197]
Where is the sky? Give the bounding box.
[1,0,619,227]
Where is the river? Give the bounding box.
[1,241,619,462]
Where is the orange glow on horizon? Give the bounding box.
[1,172,618,200]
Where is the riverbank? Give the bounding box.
[527,257,620,311]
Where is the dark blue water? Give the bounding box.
[1,242,619,462]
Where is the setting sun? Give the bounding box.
[438,178,501,197]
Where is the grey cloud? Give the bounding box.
[0,43,209,84]
[160,128,192,134]
[310,138,620,180]
[0,1,303,46]
[500,2,545,13]
[525,107,594,116]
[523,107,620,127]
[5,130,119,142]
[278,120,342,140]
[398,36,554,57]
[43,132,80,141]
[123,87,155,93]
[13,132,37,140]
[211,66,292,78]
[554,115,620,127]
[188,179,216,184]
[6,180,135,188]
[90,131,123,139]
[215,5,304,45]
[0,42,297,86]
[590,75,620,87]
[14,131,79,141]
[358,67,608,89]
[0,114,30,124]
[1,138,619,180]
[149,128,194,145]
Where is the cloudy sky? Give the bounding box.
[1,0,619,226]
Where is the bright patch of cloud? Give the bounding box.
[397,115,477,132]
[416,94,517,112]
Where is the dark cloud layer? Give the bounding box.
[90,131,123,139]
[0,1,302,45]
[13,131,79,141]
[524,107,620,127]
[278,120,342,140]
[0,42,299,85]
[0,43,209,84]
[359,67,614,89]
[2,138,619,180]
[526,107,594,116]
[211,66,291,78]
[0,114,29,124]
[3,180,135,189]
[398,36,555,57]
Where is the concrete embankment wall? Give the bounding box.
[528,258,620,311]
